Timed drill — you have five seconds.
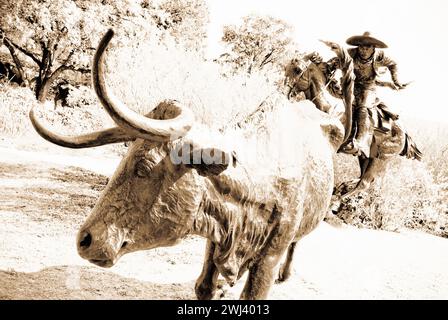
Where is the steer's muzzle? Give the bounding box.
[79,231,92,249]
[77,229,117,268]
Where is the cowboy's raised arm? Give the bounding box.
[303,51,323,64]
[319,40,355,122]
[319,40,353,74]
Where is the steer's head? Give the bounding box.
[29,30,233,267]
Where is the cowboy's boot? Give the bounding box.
[353,107,373,158]
[340,112,360,155]
[341,139,359,155]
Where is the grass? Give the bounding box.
[0,82,37,137]
[0,81,113,137]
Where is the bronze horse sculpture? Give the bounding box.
[284,43,422,210]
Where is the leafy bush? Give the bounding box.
[0,82,113,135]
[105,36,277,129]
[0,82,36,136]
[334,152,448,238]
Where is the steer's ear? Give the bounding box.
[186,148,237,176]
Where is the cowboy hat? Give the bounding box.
[346,32,388,48]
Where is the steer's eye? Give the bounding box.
[135,160,153,178]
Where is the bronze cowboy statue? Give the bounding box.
[284,33,422,209]
[341,32,410,158]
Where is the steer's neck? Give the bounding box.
[191,189,239,244]
[191,202,225,244]
[191,176,282,275]
[191,175,273,241]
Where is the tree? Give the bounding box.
[219,15,297,75]
[0,0,155,102]
[0,0,210,102]
[0,0,98,101]
[151,0,209,53]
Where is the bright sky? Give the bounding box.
[206,0,448,123]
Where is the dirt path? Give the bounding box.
[1,144,448,299]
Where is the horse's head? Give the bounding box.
[284,57,335,113]
[284,50,354,148]
[284,58,310,95]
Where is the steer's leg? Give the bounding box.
[195,240,220,300]
[240,252,285,300]
[276,241,297,283]
[240,228,292,300]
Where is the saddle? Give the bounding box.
[373,101,399,133]
[338,101,400,156]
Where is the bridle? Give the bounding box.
[285,60,311,99]
[286,59,336,103]
[310,67,336,103]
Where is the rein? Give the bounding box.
[287,60,335,103]
[310,68,336,103]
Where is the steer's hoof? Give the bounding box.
[323,212,345,228]
[195,280,228,300]
[329,197,342,214]
[195,285,214,300]
[215,280,228,299]
[275,263,292,283]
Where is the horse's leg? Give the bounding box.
[334,142,383,207]
[341,158,386,200]
[276,241,297,283]
[195,240,220,300]
[358,155,370,177]
[330,168,364,213]
[334,155,368,197]
[287,86,294,100]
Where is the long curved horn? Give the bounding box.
[92,29,194,142]
[29,108,135,148]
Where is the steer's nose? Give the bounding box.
[78,231,92,249]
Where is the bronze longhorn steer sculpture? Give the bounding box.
[30,30,351,299]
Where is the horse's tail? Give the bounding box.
[400,133,423,161]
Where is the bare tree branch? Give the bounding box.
[1,35,41,67]
[62,49,75,65]
[2,38,25,83]
[259,50,274,68]
[50,64,90,81]
[44,39,57,79]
